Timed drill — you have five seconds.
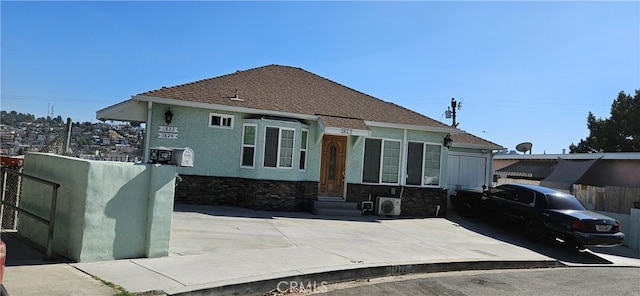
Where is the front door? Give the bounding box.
[319,135,347,197]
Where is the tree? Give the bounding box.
[0,110,36,127]
[570,90,640,153]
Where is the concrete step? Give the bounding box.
[313,200,359,210]
[312,208,363,217]
[317,196,345,202]
[312,200,361,217]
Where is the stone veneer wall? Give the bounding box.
[346,184,448,217]
[175,175,318,212]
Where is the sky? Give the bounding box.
[1,1,639,154]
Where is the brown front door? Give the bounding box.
[319,135,347,197]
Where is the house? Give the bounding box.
[97,65,503,216]
[494,153,640,189]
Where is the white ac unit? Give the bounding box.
[377,197,401,216]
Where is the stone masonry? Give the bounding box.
[346,184,448,217]
[175,175,318,212]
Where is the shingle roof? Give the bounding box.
[451,131,503,149]
[138,64,502,149]
[140,64,450,128]
[496,161,557,179]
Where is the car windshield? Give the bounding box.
[546,193,586,210]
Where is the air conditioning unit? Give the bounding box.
[377,197,401,216]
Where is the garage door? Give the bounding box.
[447,154,488,190]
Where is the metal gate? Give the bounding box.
[1,168,60,258]
[1,168,22,230]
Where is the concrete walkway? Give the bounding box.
[5,204,639,295]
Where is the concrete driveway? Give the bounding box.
[76,204,559,294]
[6,204,640,295]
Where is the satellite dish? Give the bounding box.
[516,142,533,154]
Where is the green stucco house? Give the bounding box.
[97,65,503,216]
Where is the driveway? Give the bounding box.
[446,211,640,267]
[8,204,640,295]
[169,204,640,268]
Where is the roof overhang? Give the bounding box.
[540,158,601,190]
[98,96,465,138]
[496,161,557,179]
[97,95,320,123]
[317,116,371,137]
[452,143,507,151]
[364,121,462,134]
[96,99,148,122]
[494,153,640,161]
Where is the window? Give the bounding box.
[264,127,295,168]
[241,124,256,167]
[423,144,441,186]
[362,138,401,184]
[209,113,233,129]
[382,141,401,183]
[406,142,442,186]
[406,142,424,185]
[491,187,517,200]
[513,189,535,205]
[362,139,382,183]
[299,129,308,170]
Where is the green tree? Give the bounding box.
[0,110,36,126]
[570,90,640,153]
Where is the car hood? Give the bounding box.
[550,209,617,221]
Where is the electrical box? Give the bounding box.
[149,146,173,164]
[171,147,194,167]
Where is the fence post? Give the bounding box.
[1,170,6,228]
[47,185,59,259]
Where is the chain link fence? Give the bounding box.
[1,167,60,258]
[1,167,23,230]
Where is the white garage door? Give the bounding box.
[447,154,488,190]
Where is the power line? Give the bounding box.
[0,94,114,103]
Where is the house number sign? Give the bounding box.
[158,125,179,139]
[340,128,353,135]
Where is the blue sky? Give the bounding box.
[2,1,638,154]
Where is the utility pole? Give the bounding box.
[445,98,461,128]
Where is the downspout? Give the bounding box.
[144,101,153,163]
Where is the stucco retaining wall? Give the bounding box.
[19,153,176,262]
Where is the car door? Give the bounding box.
[483,186,516,215]
[503,187,536,221]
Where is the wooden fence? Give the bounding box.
[572,185,640,214]
[497,178,640,214]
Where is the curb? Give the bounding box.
[167,260,565,296]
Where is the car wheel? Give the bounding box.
[456,197,474,217]
[524,219,547,242]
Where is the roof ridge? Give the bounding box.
[293,67,450,128]
[141,64,298,95]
